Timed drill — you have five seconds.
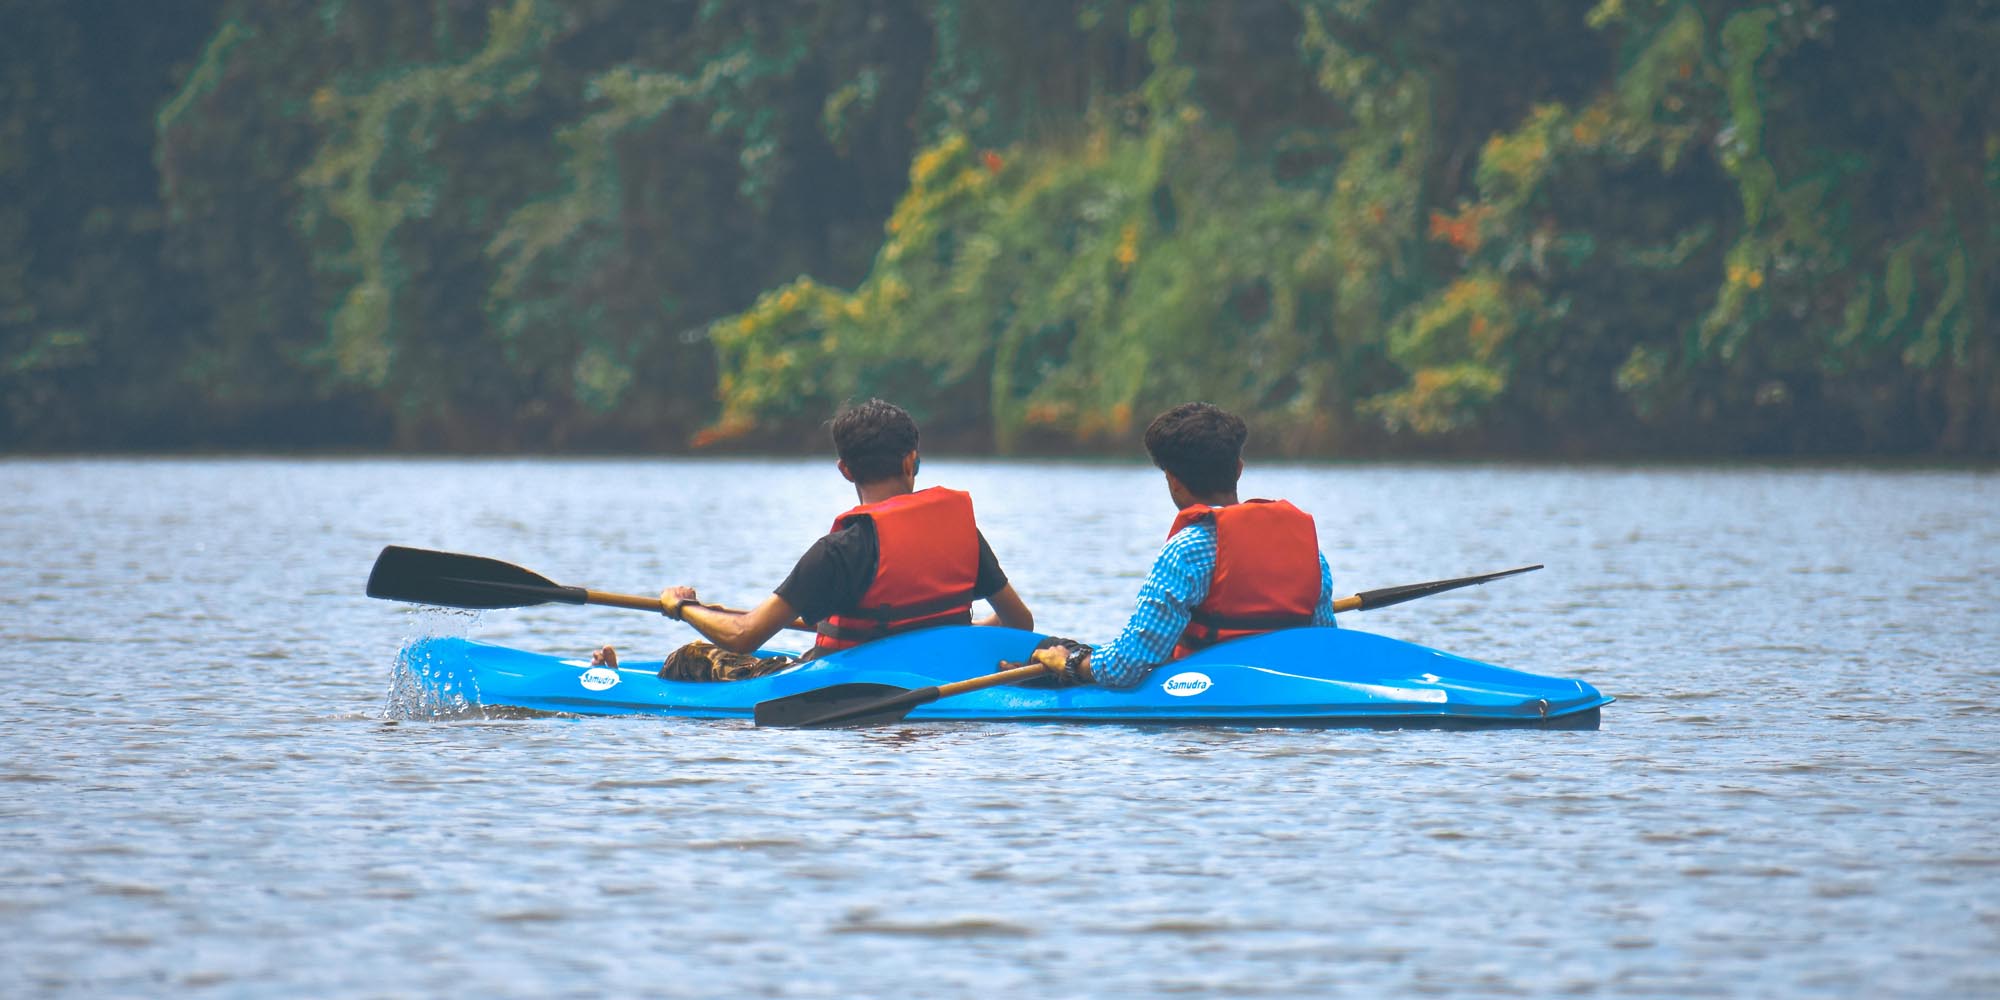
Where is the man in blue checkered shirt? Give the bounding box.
[1034,403,1337,689]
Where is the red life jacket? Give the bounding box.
[814,486,982,653]
[1170,499,1321,659]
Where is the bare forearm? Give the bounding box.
[678,605,762,652]
[979,584,1034,631]
[673,591,799,654]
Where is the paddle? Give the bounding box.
[365,545,814,632]
[752,649,1068,729]
[754,564,1546,728]
[1332,563,1542,613]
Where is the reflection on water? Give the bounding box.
[0,457,1996,998]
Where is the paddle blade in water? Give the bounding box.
[753,682,928,729]
[366,546,589,610]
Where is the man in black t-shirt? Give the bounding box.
[771,515,1013,630]
[592,400,1034,677]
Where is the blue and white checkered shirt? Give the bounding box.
[1090,519,1337,688]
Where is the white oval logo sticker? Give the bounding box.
[1162,671,1212,697]
[579,667,620,692]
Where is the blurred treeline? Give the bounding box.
[3,0,1993,456]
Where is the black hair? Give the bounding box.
[1144,402,1246,495]
[830,398,920,482]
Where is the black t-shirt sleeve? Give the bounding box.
[973,530,1007,598]
[774,520,877,625]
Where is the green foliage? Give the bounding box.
[708,0,2000,457]
[1,0,235,445]
[3,0,1995,455]
[1366,273,1533,434]
[301,0,552,388]
[1393,0,1998,451]
[710,103,1364,452]
[150,0,931,447]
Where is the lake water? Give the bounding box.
[2,457,1996,997]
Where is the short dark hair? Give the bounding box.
[830,398,920,482]
[1144,402,1246,495]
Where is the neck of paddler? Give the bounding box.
[1166,467,1240,511]
[850,451,920,506]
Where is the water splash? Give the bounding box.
[382,606,486,720]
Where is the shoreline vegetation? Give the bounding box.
[3,2,1994,459]
[4,448,1995,473]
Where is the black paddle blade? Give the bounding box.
[365,546,589,610]
[1352,564,1543,612]
[753,682,933,729]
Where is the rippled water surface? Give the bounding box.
[3,457,1996,997]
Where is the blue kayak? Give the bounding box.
[401,626,1610,728]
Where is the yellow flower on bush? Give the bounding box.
[1726,264,1765,289]
[1023,402,1070,427]
[1427,204,1492,253]
[1108,401,1133,433]
[1478,105,1565,200]
[911,133,967,187]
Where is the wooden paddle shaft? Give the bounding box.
[581,590,814,633]
[933,659,1056,698]
[583,589,670,613]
